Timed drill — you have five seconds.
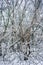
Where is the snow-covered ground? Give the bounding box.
[0,41,43,65]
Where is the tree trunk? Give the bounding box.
[0,43,2,56]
